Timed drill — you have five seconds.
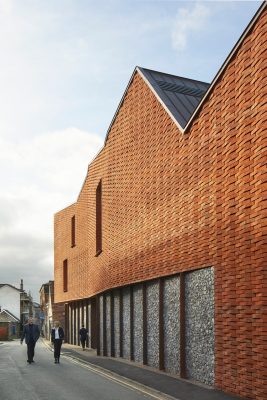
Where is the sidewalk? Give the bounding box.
[43,339,247,400]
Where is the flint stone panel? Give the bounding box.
[69,305,71,342]
[163,275,180,374]
[147,280,159,368]
[69,305,72,344]
[88,302,91,348]
[133,284,143,363]
[99,295,103,356]
[73,305,76,344]
[74,305,78,345]
[114,290,120,357]
[185,267,214,386]
[78,304,81,344]
[83,303,87,326]
[122,287,131,360]
[72,305,75,344]
[106,294,111,356]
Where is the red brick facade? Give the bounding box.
[54,6,267,400]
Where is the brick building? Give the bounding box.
[54,4,266,400]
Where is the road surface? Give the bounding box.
[0,340,167,400]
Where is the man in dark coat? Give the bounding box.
[21,317,40,364]
[79,324,88,350]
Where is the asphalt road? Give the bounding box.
[0,340,162,400]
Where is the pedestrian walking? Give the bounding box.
[79,324,88,350]
[51,321,64,364]
[20,317,40,364]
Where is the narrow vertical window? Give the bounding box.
[71,215,76,247]
[96,179,102,256]
[63,259,68,292]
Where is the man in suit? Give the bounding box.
[21,317,40,364]
[51,321,64,364]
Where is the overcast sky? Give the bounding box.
[0,0,261,302]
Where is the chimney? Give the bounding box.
[20,279,23,291]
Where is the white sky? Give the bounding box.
[0,0,261,302]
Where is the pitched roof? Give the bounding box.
[103,2,266,141]
[104,66,209,143]
[0,284,21,292]
[75,1,266,202]
[138,67,209,130]
[0,309,20,322]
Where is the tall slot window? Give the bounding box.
[63,259,68,292]
[96,179,102,256]
[71,215,76,247]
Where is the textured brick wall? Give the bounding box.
[54,8,267,400]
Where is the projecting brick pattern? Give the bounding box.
[54,8,267,400]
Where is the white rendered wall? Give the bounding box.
[0,286,20,319]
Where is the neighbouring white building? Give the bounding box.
[0,280,33,324]
[0,284,21,320]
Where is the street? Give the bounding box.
[0,340,166,400]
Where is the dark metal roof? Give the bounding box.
[138,67,209,129]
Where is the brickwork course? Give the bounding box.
[54,4,267,400]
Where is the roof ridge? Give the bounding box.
[60,0,266,209]
[137,66,210,86]
[0,283,21,291]
[0,309,20,321]
[137,67,209,129]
